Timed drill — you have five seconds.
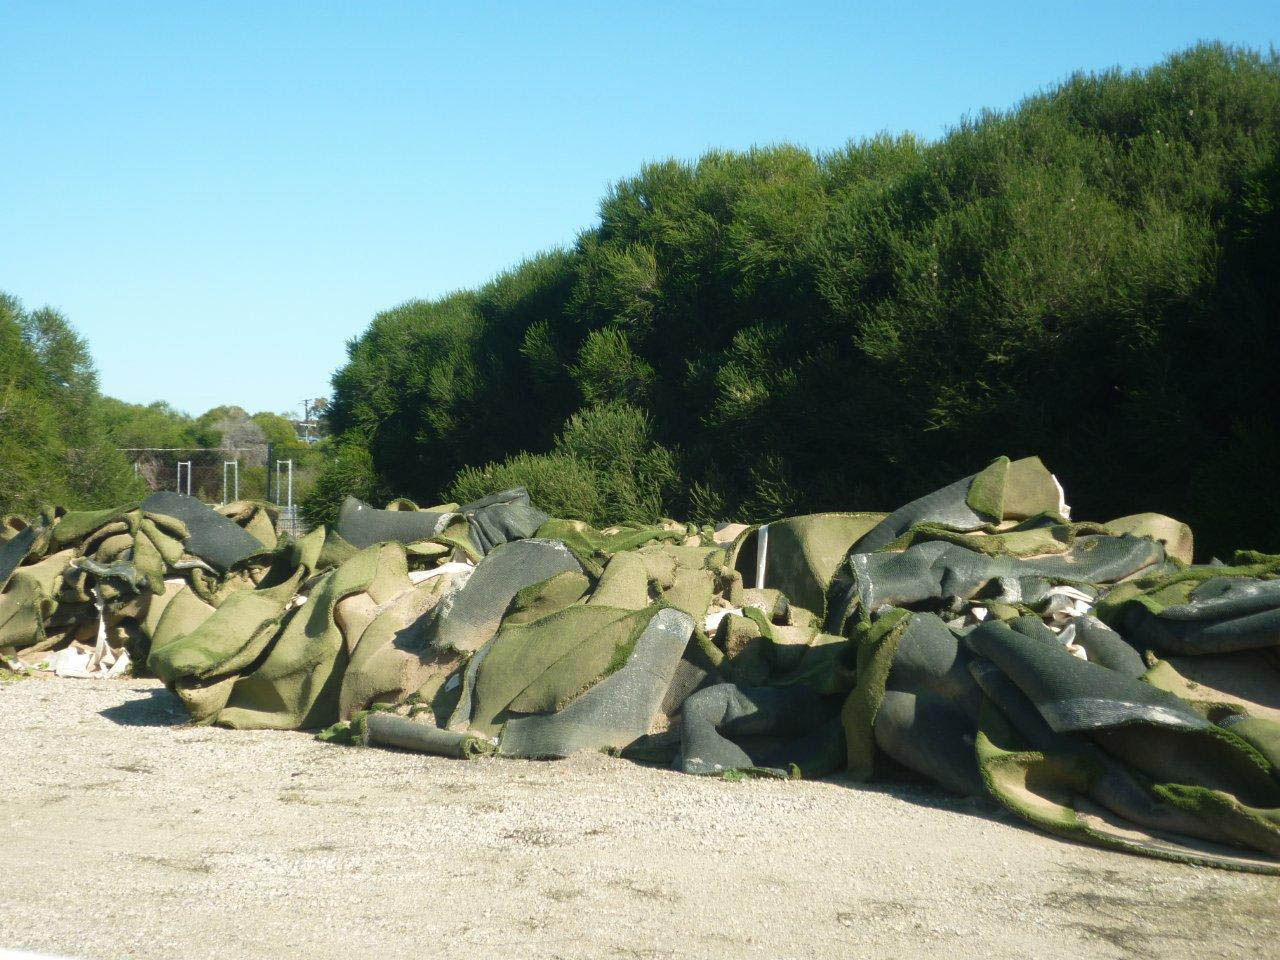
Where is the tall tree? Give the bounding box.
[0,293,145,515]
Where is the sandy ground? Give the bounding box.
[0,675,1276,960]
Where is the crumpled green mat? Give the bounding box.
[677,682,844,778]
[5,462,1280,873]
[140,491,265,572]
[335,486,548,556]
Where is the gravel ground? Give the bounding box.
[1,674,1276,960]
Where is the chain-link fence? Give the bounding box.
[121,446,304,535]
[124,447,267,502]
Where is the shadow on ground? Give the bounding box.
[824,771,1007,822]
[99,685,189,727]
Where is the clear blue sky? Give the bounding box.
[2,1,1274,419]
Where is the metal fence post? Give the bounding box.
[266,441,275,503]
[222,460,239,504]
[275,458,295,536]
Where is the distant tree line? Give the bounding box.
[1,294,323,514]
[309,44,1280,558]
[101,400,325,502]
[99,399,319,459]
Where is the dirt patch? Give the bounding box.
[1,676,1276,959]
[1040,863,1278,957]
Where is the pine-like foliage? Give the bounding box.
[311,44,1280,556]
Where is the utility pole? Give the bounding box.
[300,396,326,444]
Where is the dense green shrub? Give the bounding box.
[297,436,376,527]
[312,44,1280,557]
[449,401,681,525]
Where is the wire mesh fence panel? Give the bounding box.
[277,505,302,539]
[123,448,270,503]
[118,447,315,538]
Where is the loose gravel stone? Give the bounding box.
[1,676,1276,959]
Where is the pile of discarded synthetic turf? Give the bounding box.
[3,457,1279,873]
